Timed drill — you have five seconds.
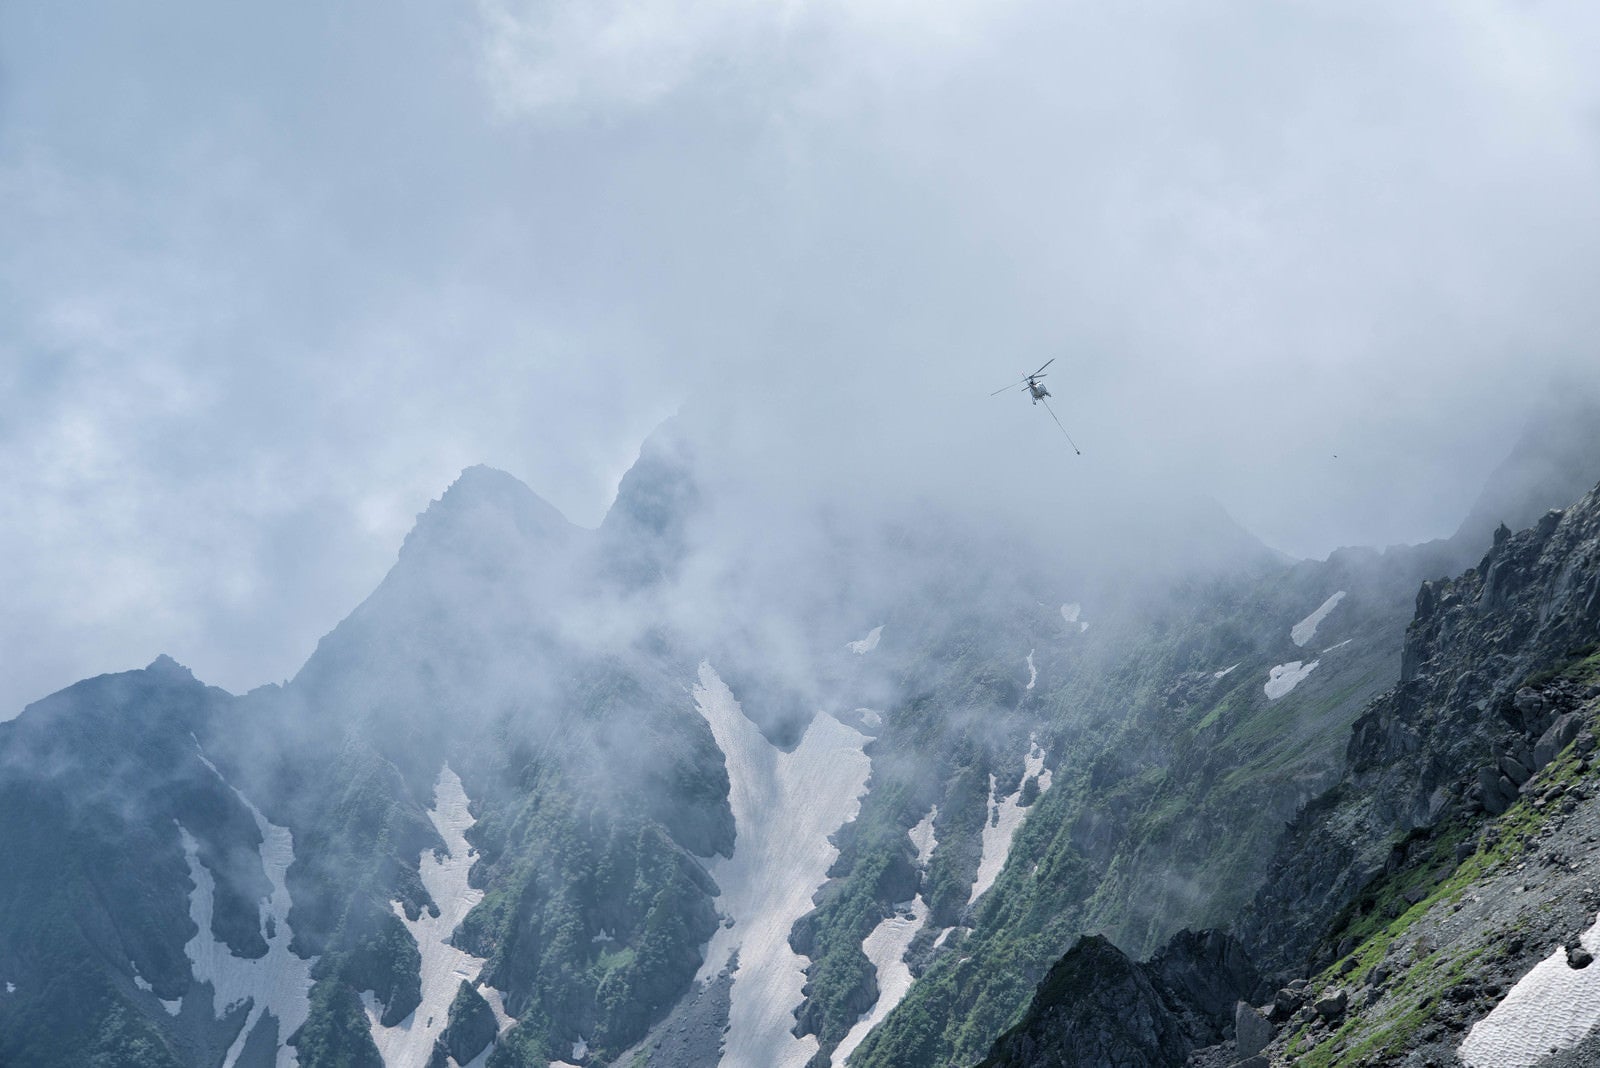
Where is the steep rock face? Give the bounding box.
[847,538,1445,1068]
[1243,650,1600,1066]
[1241,481,1600,977]
[864,421,1600,1068]
[972,476,1600,1068]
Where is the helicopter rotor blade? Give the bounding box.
[989,379,1026,396]
[1030,357,1056,378]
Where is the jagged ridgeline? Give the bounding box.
[3,406,1599,1068]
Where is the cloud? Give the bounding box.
[474,0,1005,116]
[2,0,1599,715]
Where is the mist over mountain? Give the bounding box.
[3,391,1598,1067]
[9,0,1600,725]
[8,1,1600,1064]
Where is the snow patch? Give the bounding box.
[1291,591,1346,647]
[572,1035,589,1060]
[693,663,873,1068]
[833,806,941,1065]
[133,971,154,993]
[970,741,1052,905]
[4,981,13,994]
[1025,651,1037,691]
[1322,638,1353,653]
[180,757,316,1068]
[1060,603,1080,623]
[178,826,313,1068]
[847,626,883,654]
[832,900,926,1065]
[1213,663,1240,680]
[1264,660,1320,700]
[1460,911,1600,1067]
[909,806,938,868]
[364,765,515,1068]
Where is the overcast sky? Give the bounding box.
[3,0,1598,714]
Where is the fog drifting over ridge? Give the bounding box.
[2,0,1598,714]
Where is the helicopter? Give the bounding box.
[992,358,1055,405]
[991,359,1081,455]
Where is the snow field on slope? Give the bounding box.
[1458,910,1600,1067]
[1025,651,1037,691]
[970,741,1052,906]
[178,822,313,1068]
[832,807,939,1065]
[1060,604,1089,632]
[847,626,884,654]
[363,765,515,1068]
[180,755,316,1068]
[1291,591,1346,647]
[693,663,873,1068]
[1213,663,1240,680]
[1264,660,1319,700]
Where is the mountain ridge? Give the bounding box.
[3,402,1599,1068]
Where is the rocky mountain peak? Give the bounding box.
[599,420,701,587]
[398,464,578,567]
[143,654,196,684]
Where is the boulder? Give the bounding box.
[1234,1001,1272,1059]
[1477,767,1515,815]
[1314,988,1348,1021]
[1535,713,1584,770]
